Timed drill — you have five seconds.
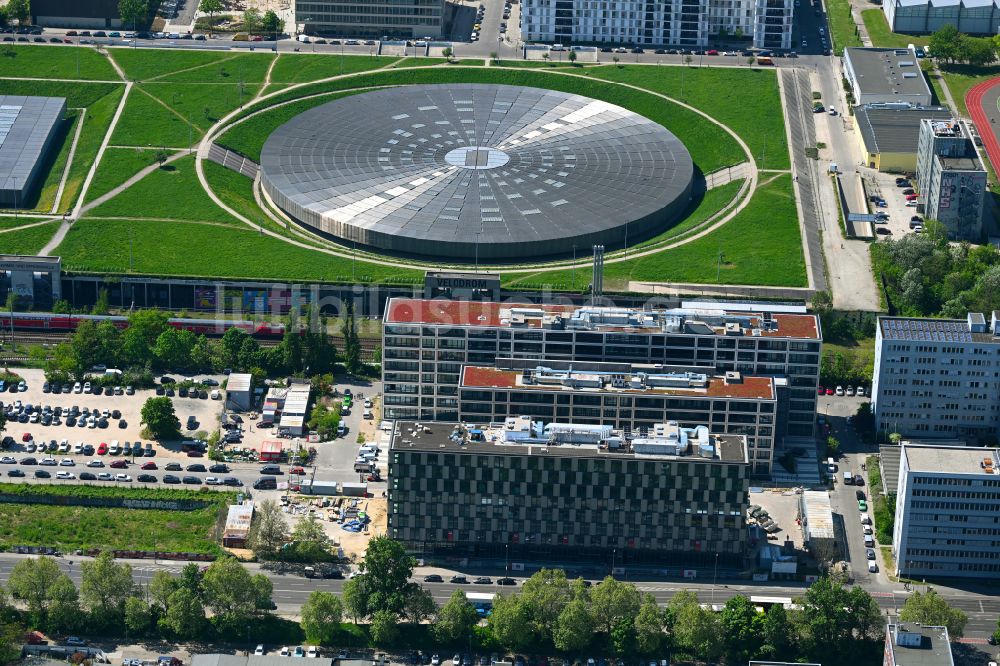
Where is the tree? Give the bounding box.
[721,595,762,663]
[634,595,666,655]
[154,328,198,371]
[520,569,572,637]
[47,575,80,634]
[961,36,996,66]
[160,587,205,638]
[590,576,641,633]
[243,7,261,36]
[443,46,453,61]
[612,55,620,66]
[354,536,416,617]
[746,56,756,67]
[341,304,362,376]
[300,591,344,644]
[121,310,170,367]
[124,596,154,636]
[140,396,179,440]
[153,148,170,168]
[929,24,962,63]
[568,50,577,63]
[7,557,64,623]
[796,576,882,663]
[553,598,593,652]
[92,288,110,315]
[342,577,367,623]
[201,558,272,634]
[402,586,436,624]
[669,591,721,661]
[487,593,535,651]
[6,0,29,25]
[610,616,636,656]
[262,9,281,37]
[759,603,793,659]
[435,590,478,643]
[899,589,968,637]
[118,0,147,30]
[80,551,134,628]
[292,515,331,551]
[370,609,399,646]
[221,327,250,369]
[992,615,1000,646]
[0,617,22,666]
[308,403,342,440]
[199,0,224,25]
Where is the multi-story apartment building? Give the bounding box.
[872,312,1000,439]
[387,418,750,565]
[916,118,986,241]
[892,443,1000,578]
[520,0,792,49]
[382,299,822,443]
[295,0,445,39]
[458,362,780,475]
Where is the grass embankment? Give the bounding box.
[867,454,895,545]
[939,63,1000,117]
[269,53,399,82]
[827,0,863,55]
[860,10,925,49]
[0,482,233,554]
[0,44,119,80]
[85,147,161,203]
[0,222,60,255]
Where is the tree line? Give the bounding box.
[928,24,998,66]
[44,307,365,386]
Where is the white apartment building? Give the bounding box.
[872,312,1000,440]
[520,0,792,49]
[893,443,1000,578]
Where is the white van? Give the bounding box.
[827,457,836,473]
[864,534,874,547]
[359,449,378,461]
[298,34,310,43]
[843,471,854,485]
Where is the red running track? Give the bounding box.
[967,77,1000,176]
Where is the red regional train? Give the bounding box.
[5,312,286,338]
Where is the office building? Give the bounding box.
[519,0,793,50]
[872,312,1000,439]
[883,0,1000,36]
[843,47,933,106]
[295,0,445,38]
[382,298,822,440]
[458,362,780,475]
[854,104,952,172]
[387,419,750,565]
[893,443,1000,578]
[883,624,954,666]
[0,96,66,208]
[916,118,986,241]
[30,0,138,28]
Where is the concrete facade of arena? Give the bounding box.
[854,104,952,172]
[916,118,986,241]
[29,0,130,28]
[295,0,445,38]
[883,624,954,666]
[260,85,694,261]
[872,312,1000,439]
[387,419,750,565]
[521,0,794,49]
[883,0,1000,35]
[382,299,822,476]
[892,444,1000,578]
[0,96,66,208]
[843,48,933,107]
[457,362,782,474]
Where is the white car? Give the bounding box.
[115,473,132,482]
[97,472,113,481]
[58,440,70,453]
[856,386,866,397]
[73,442,84,454]
[255,646,265,657]
[73,382,82,393]
[846,386,854,396]
[205,476,222,485]
[835,385,845,396]
[868,562,878,573]
[40,457,57,466]
[280,648,290,657]
[59,458,75,466]
[864,525,873,535]
[108,443,121,455]
[56,471,76,480]
[307,647,319,658]
[87,418,97,429]
[88,459,104,468]
[83,382,91,393]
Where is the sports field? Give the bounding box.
[0,44,804,291]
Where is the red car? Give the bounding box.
[110,459,128,469]
[706,49,719,55]
[290,466,306,476]
[186,450,204,457]
[21,433,32,442]
[905,194,918,201]
[97,443,108,455]
[141,461,157,470]
[825,388,834,395]
[817,386,825,395]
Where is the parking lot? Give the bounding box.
[864,171,923,239]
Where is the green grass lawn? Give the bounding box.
[217,90,365,161]
[156,52,275,83]
[0,221,59,255]
[236,66,745,174]
[507,175,803,290]
[391,57,461,68]
[57,217,424,283]
[939,63,1000,117]
[579,65,788,170]
[85,147,161,203]
[827,0,863,55]
[269,53,399,83]
[861,9,925,48]
[16,111,79,212]
[90,154,237,224]
[110,46,261,82]
[0,44,119,80]
[922,60,948,108]
[110,86,198,147]
[0,501,224,554]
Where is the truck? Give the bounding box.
[299,479,340,495]
[342,482,368,497]
[354,460,374,473]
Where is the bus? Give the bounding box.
[749,595,800,612]
[467,592,496,617]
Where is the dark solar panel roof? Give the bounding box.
[259,84,694,260]
[880,317,972,342]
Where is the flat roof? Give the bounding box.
[902,444,1000,476]
[386,298,821,339]
[801,490,835,540]
[390,420,748,463]
[845,48,932,99]
[460,366,776,400]
[855,106,952,154]
[0,96,65,193]
[878,315,995,343]
[939,155,983,171]
[885,625,954,666]
[227,373,252,393]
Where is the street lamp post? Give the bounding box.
[711,552,719,604]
